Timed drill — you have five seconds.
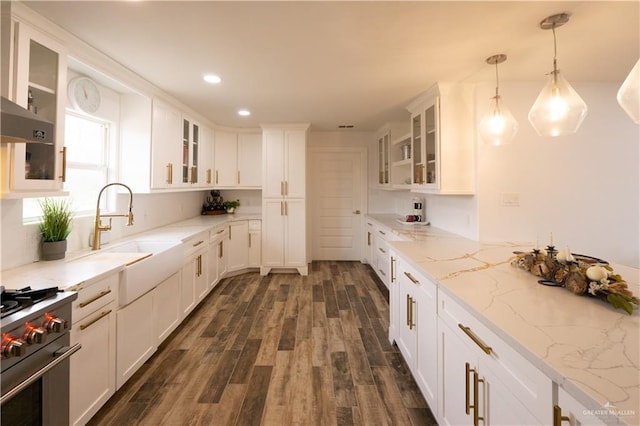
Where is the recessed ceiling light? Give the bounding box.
[203,74,222,84]
[238,109,251,116]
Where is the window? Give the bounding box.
[23,112,112,220]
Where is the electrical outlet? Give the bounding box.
[501,193,520,207]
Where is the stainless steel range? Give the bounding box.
[1,286,80,425]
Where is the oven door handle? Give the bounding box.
[0,343,82,405]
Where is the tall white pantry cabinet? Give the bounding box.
[260,124,310,276]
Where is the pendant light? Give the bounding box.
[528,13,588,137]
[617,58,640,124]
[479,54,519,146]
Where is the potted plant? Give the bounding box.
[222,199,240,214]
[39,198,73,260]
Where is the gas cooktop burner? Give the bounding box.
[0,286,60,319]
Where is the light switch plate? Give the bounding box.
[501,193,520,207]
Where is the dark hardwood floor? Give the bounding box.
[88,261,437,425]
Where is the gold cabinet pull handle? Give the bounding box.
[284,201,288,216]
[473,370,484,426]
[403,272,419,285]
[390,257,396,283]
[229,225,231,240]
[285,181,288,195]
[59,146,67,182]
[378,230,386,235]
[237,170,240,184]
[465,362,472,415]
[166,163,173,184]
[215,170,219,184]
[281,181,284,196]
[378,268,386,277]
[367,231,371,246]
[192,240,204,247]
[78,289,112,308]
[379,247,386,254]
[249,233,252,248]
[553,405,571,426]
[219,241,223,258]
[206,169,211,184]
[458,324,493,355]
[406,294,410,327]
[409,296,415,330]
[79,309,112,330]
[280,201,284,216]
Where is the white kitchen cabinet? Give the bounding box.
[554,386,606,426]
[1,20,67,197]
[150,98,181,189]
[116,289,155,389]
[261,198,307,275]
[228,220,249,272]
[208,224,228,289]
[180,115,202,186]
[200,125,214,186]
[262,127,307,199]
[181,232,208,316]
[437,290,551,425]
[363,220,374,265]
[214,131,262,188]
[376,130,390,187]
[70,274,117,426]
[248,219,262,267]
[406,82,475,194]
[390,132,412,188]
[237,133,262,187]
[214,130,237,187]
[393,256,438,411]
[152,271,181,345]
[261,124,309,275]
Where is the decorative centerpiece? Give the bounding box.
[512,237,638,314]
[39,198,73,261]
[202,190,226,215]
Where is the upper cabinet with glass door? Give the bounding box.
[406,83,475,195]
[1,21,67,197]
[375,123,410,190]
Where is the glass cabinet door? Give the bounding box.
[191,123,199,184]
[377,132,390,186]
[424,101,437,185]
[10,22,67,193]
[411,113,423,184]
[182,118,190,184]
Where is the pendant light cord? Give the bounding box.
[551,25,559,80]
[494,60,500,99]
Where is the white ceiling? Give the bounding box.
[22,1,640,131]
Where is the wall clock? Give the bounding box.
[68,76,101,114]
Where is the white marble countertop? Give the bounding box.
[367,214,639,425]
[0,213,261,292]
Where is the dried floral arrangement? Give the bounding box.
[512,245,638,315]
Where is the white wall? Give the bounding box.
[0,191,206,270]
[474,80,639,267]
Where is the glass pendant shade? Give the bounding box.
[617,59,640,124]
[479,96,519,145]
[528,70,588,137]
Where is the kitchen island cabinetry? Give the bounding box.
[391,254,438,411]
[406,82,474,194]
[437,290,551,425]
[70,273,117,426]
[1,20,67,197]
[261,124,309,275]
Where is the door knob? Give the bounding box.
[353,210,361,214]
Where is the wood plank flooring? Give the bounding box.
[88,261,437,426]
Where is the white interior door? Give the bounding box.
[310,148,365,260]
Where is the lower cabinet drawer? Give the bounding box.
[72,274,118,323]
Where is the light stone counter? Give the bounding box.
[1,213,261,292]
[367,214,640,425]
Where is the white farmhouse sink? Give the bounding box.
[101,240,183,306]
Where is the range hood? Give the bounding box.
[1,96,54,145]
